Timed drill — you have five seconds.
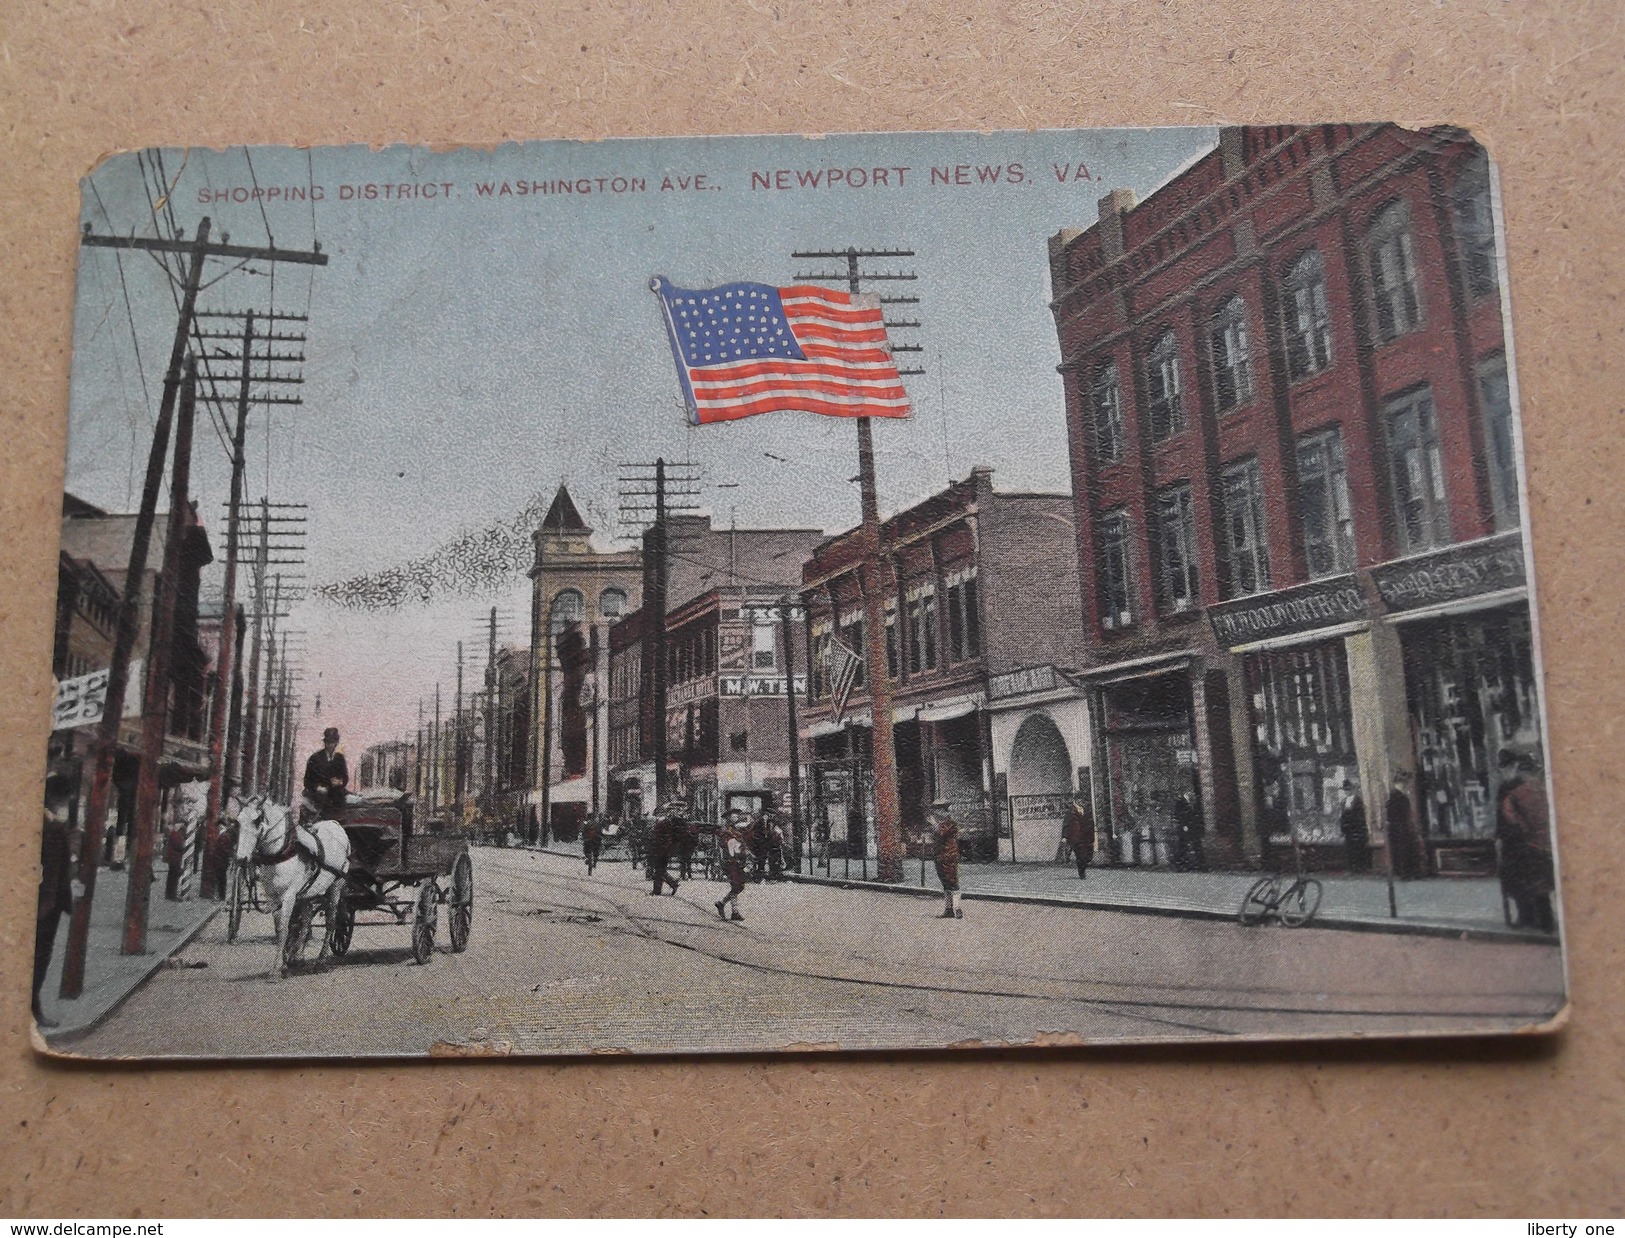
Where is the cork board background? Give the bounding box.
[2,0,1621,1217]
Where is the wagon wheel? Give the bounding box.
[225,861,245,942]
[411,881,437,964]
[328,887,355,957]
[448,853,473,953]
[283,899,314,969]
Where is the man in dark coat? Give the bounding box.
[1339,779,1371,873]
[34,773,78,1027]
[1172,792,1206,872]
[1496,750,1555,931]
[582,812,604,875]
[302,727,349,822]
[1385,775,1425,879]
[1062,795,1095,879]
[928,799,963,920]
[714,810,750,922]
[647,801,683,896]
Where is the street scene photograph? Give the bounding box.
[34,124,1566,1058]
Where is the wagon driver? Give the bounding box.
[302,726,350,823]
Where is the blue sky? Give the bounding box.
[66,127,1214,754]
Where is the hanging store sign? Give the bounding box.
[719,673,807,697]
[1372,532,1526,613]
[52,660,143,731]
[988,664,1062,700]
[1208,578,1367,648]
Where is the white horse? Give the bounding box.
[228,793,351,979]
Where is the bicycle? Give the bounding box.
[1237,872,1323,927]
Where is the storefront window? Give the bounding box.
[1400,606,1539,840]
[1245,640,1358,848]
[1297,428,1356,578]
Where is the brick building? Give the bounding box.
[1049,124,1535,873]
[606,515,821,826]
[799,468,1088,864]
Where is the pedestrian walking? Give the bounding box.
[647,801,683,896]
[714,809,750,922]
[1339,779,1371,873]
[1496,749,1555,931]
[1062,794,1095,879]
[766,811,787,882]
[583,812,604,876]
[746,812,769,882]
[676,816,699,881]
[927,799,963,920]
[34,773,78,1027]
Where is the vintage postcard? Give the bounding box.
[33,125,1565,1058]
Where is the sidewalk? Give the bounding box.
[529,839,1545,941]
[34,860,221,1042]
[794,856,1547,941]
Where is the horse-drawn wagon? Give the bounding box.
[226,790,472,972]
[328,791,473,965]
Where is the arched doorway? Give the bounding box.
[1007,713,1074,862]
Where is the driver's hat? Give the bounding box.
[323,727,340,743]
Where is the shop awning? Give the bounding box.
[1073,650,1197,685]
[914,693,985,723]
[548,777,591,804]
[801,711,872,739]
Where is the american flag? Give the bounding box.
[651,276,911,425]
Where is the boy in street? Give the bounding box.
[583,812,604,876]
[714,809,750,922]
[928,799,963,920]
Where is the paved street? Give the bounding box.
[55,846,1566,1059]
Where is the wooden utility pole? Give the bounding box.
[200,313,253,896]
[790,247,921,883]
[650,458,669,807]
[454,641,465,829]
[121,362,198,954]
[484,608,497,824]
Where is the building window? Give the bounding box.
[906,586,938,674]
[1091,359,1125,465]
[1385,387,1451,553]
[945,569,981,662]
[1097,509,1135,630]
[751,615,776,670]
[1368,201,1424,342]
[1221,457,1272,598]
[549,588,585,647]
[1477,355,1519,530]
[1454,152,1498,300]
[1282,249,1333,379]
[599,586,628,619]
[1210,295,1254,413]
[1144,332,1184,442]
[1296,428,1356,578]
[1152,484,1200,614]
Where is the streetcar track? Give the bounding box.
[484,854,1557,1030]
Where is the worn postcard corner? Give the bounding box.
[32,124,1564,1060]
